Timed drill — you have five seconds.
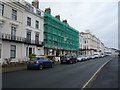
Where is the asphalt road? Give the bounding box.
[88,56,118,88]
[2,56,113,88]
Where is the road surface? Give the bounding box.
[2,56,115,88]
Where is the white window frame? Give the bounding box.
[10,45,16,59]
[12,9,17,20]
[0,4,4,16]
[27,17,31,26]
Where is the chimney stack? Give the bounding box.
[55,15,60,20]
[45,8,51,14]
[63,20,67,24]
[32,0,39,9]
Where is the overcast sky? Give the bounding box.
[26,0,118,49]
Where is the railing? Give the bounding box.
[0,33,25,42]
[0,33,43,46]
[80,48,97,51]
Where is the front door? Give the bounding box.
[29,47,32,55]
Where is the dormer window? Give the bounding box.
[36,10,41,16]
[26,4,33,12]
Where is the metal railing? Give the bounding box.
[0,33,25,42]
[0,33,43,46]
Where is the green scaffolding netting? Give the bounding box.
[44,12,80,50]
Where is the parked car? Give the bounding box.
[94,54,100,58]
[60,54,77,64]
[27,56,54,70]
[84,56,89,60]
[77,56,84,62]
[118,53,120,57]
[90,55,96,59]
[86,56,91,60]
[101,55,105,57]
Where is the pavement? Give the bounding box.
[2,56,115,88]
[2,65,27,73]
[2,61,60,73]
[87,56,119,88]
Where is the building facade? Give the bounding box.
[0,1,25,63]
[105,47,118,56]
[22,1,44,58]
[79,33,85,55]
[0,0,44,63]
[80,30,105,56]
[100,42,105,55]
[44,8,79,56]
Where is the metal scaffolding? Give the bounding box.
[44,12,80,52]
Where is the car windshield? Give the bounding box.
[78,56,82,58]
[64,55,71,57]
[30,57,48,61]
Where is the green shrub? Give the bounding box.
[29,54,36,58]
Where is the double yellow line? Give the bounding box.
[81,59,112,90]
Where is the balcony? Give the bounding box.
[80,48,97,51]
[0,33,43,46]
[0,33,25,43]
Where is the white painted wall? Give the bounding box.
[80,30,105,56]
[2,41,23,60]
[0,1,44,63]
[23,1,44,56]
[0,2,25,62]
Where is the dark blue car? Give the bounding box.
[27,56,54,70]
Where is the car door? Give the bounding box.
[39,57,47,67]
[43,57,51,67]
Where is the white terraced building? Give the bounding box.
[80,30,105,56]
[0,0,44,64]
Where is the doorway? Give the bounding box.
[29,47,32,55]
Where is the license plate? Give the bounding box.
[30,62,34,64]
[62,61,66,62]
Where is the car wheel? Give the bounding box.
[75,60,77,63]
[61,61,64,64]
[70,60,73,64]
[50,63,54,68]
[27,67,31,70]
[38,64,43,70]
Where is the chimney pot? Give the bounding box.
[63,20,67,24]
[45,8,51,14]
[32,0,39,9]
[55,15,60,20]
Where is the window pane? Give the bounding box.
[36,20,39,29]
[26,47,28,56]
[27,17,31,26]
[10,45,16,58]
[0,4,4,16]
[26,31,31,41]
[0,44,1,58]
[11,51,14,58]
[12,9,17,20]
[11,26,16,35]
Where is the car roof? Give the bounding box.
[33,56,46,58]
